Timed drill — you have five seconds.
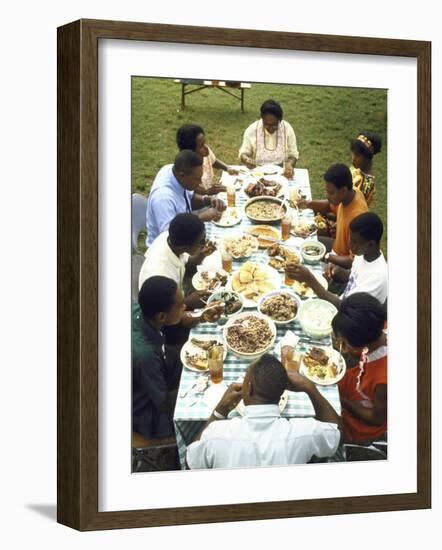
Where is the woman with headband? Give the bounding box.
[350,131,382,206]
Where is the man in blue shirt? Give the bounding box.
[146,150,226,246]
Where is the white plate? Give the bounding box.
[180,336,227,373]
[251,164,283,176]
[300,346,346,386]
[222,233,259,259]
[289,273,328,299]
[192,268,229,291]
[226,264,282,308]
[212,206,243,227]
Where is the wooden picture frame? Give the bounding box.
[57,19,431,531]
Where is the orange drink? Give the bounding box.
[208,345,224,383]
[226,185,236,207]
[281,215,292,241]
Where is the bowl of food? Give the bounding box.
[222,232,259,259]
[300,240,326,264]
[207,290,244,324]
[223,312,277,360]
[258,290,300,325]
[298,299,338,339]
[245,225,281,248]
[180,336,227,372]
[245,196,287,224]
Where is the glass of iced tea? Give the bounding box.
[284,246,300,286]
[281,214,292,241]
[208,345,224,383]
[221,251,233,273]
[226,185,236,207]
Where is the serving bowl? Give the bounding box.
[300,240,326,264]
[257,290,301,325]
[298,299,338,339]
[207,290,244,325]
[244,196,287,224]
[223,312,277,360]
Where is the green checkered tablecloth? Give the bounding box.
[173,168,342,469]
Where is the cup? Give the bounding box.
[226,185,236,207]
[284,246,300,285]
[281,214,292,241]
[208,345,224,383]
[221,251,233,273]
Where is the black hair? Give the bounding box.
[260,99,283,121]
[250,354,288,404]
[176,124,205,151]
[332,292,386,348]
[168,213,205,248]
[138,276,178,318]
[350,132,382,160]
[350,212,384,243]
[324,163,353,190]
[174,150,203,174]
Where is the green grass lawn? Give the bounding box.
[132,77,387,255]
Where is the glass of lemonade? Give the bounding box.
[208,345,224,384]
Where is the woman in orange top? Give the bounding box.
[332,292,387,443]
[350,132,382,206]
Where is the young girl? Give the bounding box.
[350,132,382,206]
[332,292,387,443]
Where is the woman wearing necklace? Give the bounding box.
[350,131,382,206]
[332,292,387,443]
[238,99,299,178]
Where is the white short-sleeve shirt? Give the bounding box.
[138,231,189,291]
[341,252,388,305]
[186,404,340,469]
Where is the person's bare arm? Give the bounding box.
[327,254,353,269]
[341,384,387,426]
[298,198,331,214]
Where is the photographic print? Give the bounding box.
[131,77,388,472]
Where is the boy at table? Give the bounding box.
[285,212,387,308]
[186,354,342,469]
[133,276,223,439]
[298,163,368,269]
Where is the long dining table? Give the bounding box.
[173,168,342,469]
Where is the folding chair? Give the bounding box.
[132,193,148,253]
[132,432,180,472]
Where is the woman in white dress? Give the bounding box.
[239,99,299,178]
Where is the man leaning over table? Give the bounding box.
[146,150,226,247]
[186,354,342,469]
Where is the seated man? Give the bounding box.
[132,276,186,439]
[285,212,387,308]
[139,213,216,311]
[146,150,226,247]
[186,354,342,469]
[298,163,368,268]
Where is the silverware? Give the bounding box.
[180,382,197,398]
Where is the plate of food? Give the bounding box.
[223,312,277,359]
[258,290,300,325]
[300,346,346,386]
[192,268,229,291]
[212,206,242,227]
[267,242,302,272]
[227,261,281,307]
[251,164,283,177]
[245,225,281,248]
[180,336,227,373]
[207,290,244,318]
[291,220,317,238]
[290,274,328,299]
[245,197,288,223]
[243,175,288,199]
[222,232,259,259]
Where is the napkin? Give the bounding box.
[202,381,228,412]
[279,330,300,350]
[201,249,222,270]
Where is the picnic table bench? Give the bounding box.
[174,79,251,112]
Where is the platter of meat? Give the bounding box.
[300,346,346,385]
[243,175,287,198]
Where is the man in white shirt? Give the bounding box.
[285,212,387,308]
[186,354,342,469]
[139,213,216,310]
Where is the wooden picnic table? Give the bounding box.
[174,79,251,112]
